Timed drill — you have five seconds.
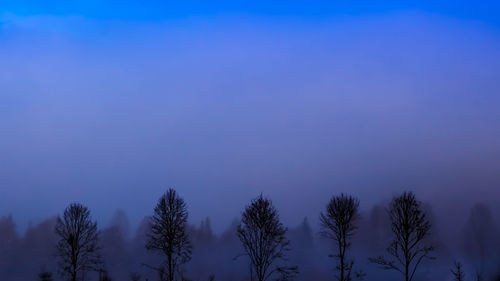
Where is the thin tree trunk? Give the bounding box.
[339,235,346,281]
[405,260,409,281]
[340,246,344,281]
[168,254,173,281]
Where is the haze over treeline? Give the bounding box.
[2,10,500,235]
[1,1,500,281]
[1,191,500,281]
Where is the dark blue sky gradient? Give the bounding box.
[1,1,500,234]
[3,0,500,25]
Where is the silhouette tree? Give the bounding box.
[196,217,215,246]
[55,203,102,281]
[463,203,499,277]
[298,217,313,249]
[287,217,315,280]
[237,194,298,281]
[23,217,59,279]
[451,261,465,281]
[369,192,434,281]
[146,188,192,281]
[109,209,131,239]
[0,214,22,279]
[320,193,360,281]
[101,212,131,281]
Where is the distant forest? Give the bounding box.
[1,189,499,281]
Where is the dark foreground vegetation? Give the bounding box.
[1,189,499,281]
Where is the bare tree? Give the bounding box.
[369,191,434,281]
[55,203,102,281]
[237,194,298,281]
[320,193,360,281]
[451,261,465,281]
[146,188,192,281]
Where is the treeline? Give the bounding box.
[1,189,500,281]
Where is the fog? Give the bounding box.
[1,8,500,281]
[1,197,500,281]
[2,12,500,231]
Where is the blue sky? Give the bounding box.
[2,0,500,25]
[1,1,500,234]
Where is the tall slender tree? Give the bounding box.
[146,188,192,281]
[55,203,102,281]
[369,191,434,281]
[320,194,360,281]
[237,194,298,281]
